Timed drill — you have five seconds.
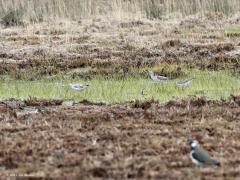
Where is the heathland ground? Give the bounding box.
[0,0,240,179]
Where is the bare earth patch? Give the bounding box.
[0,96,239,179]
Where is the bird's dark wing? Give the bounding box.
[192,147,211,163]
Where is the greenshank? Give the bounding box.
[149,70,168,83]
[69,83,89,91]
[189,139,220,166]
[176,78,194,87]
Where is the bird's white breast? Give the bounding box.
[190,150,201,165]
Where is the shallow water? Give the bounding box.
[0,70,239,103]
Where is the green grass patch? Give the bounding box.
[225,26,240,37]
[0,69,239,103]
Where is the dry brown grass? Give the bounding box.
[0,0,240,24]
[0,13,239,79]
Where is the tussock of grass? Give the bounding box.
[1,9,24,27]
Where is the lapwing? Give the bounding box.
[176,78,194,87]
[148,70,168,83]
[189,139,220,166]
[69,83,89,91]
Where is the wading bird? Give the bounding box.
[149,70,168,83]
[176,78,194,87]
[69,83,89,91]
[189,139,220,166]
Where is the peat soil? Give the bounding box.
[0,13,240,79]
[0,96,239,179]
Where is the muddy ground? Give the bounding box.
[0,13,240,79]
[0,96,239,179]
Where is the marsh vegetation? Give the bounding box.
[0,69,239,102]
[0,0,240,179]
